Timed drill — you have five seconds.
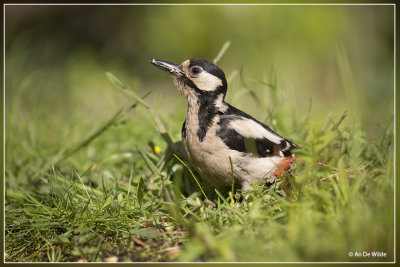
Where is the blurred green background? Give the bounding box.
[5,5,394,183]
[4,4,394,262]
[6,4,393,132]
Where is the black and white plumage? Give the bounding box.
[150,58,299,191]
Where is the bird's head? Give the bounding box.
[150,58,227,105]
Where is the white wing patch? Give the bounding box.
[228,118,283,144]
[192,71,223,91]
[214,94,229,112]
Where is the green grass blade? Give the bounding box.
[229,156,235,205]
[73,169,90,199]
[331,110,348,131]
[137,176,145,210]
[126,164,134,205]
[173,154,208,201]
[137,146,161,176]
[106,71,128,90]
[55,107,124,164]
[213,40,231,65]
[55,91,151,165]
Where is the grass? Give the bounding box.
[4,43,394,262]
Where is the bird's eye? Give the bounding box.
[190,66,202,75]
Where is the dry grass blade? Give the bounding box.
[55,92,150,165]
[107,71,176,152]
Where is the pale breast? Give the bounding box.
[181,109,285,189]
[182,114,236,187]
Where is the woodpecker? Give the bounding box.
[150,58,299,192]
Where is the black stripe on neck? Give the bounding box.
[196,90,226,142]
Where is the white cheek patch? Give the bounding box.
[228,118,283,144]
[192,71,223,91]
[214,93,228,112]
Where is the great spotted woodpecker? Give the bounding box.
[150,58,299,191]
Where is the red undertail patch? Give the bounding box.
[272,156,298,177]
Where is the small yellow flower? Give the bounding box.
[154,145,162,154]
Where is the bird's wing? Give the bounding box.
[216,113,298,158]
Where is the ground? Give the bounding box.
[4,65,394,262]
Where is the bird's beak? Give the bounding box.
[149,59,184,76]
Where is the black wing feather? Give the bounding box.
[216,104,299,157]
